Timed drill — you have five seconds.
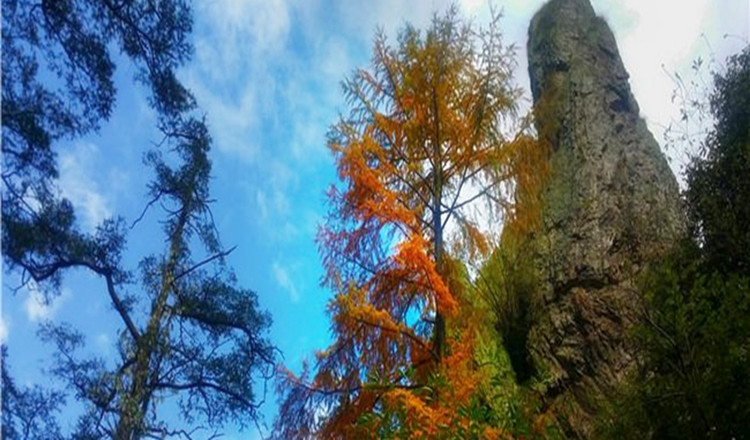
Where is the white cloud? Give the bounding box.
[592,0,750,183]
[208,0,290,53]
[58,142,111,230]
[602,0,711,124]
[189,79,262,161]
[460,0,482,12]
[0,316,9,343]
[272,261,299,303]
[244,159,302,242]
[192,0,290,83]
[185,0,293,162]
[23,282,69,322]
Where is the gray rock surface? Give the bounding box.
[524,0,685,435]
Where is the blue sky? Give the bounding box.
[2,0,748,438]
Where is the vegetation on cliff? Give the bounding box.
[595,45,750,440]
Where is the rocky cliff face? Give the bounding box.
[524,0,684,435]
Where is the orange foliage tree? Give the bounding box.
[276,8,527,438]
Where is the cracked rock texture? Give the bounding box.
[524,0,685,435]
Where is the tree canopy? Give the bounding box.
[685,46,750,274]
[275,8,530,438]
[2,0,194,278]
[1,1,274,438]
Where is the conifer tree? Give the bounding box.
[2,2,274,437]
[276,8,526,438]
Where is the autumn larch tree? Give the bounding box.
[2,1,274,438]
[276,7,525,438]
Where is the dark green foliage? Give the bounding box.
[2,0,193,285]
[597,244,750,439]
[1,0,275,438]
[35,115,275,438]
[597,46,750,440]
[1,347,65,440]
[478,238,537,384]
[685,46,750,273]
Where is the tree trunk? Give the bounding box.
[115,201,190,439]
[431,86,446,361]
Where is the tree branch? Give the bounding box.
[173,246,236,282]
[18,258,141,341]
[152,379,260,410]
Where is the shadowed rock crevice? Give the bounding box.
[521,0,685,435]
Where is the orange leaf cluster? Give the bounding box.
[394,234,457,315]
[382,388,443,437]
